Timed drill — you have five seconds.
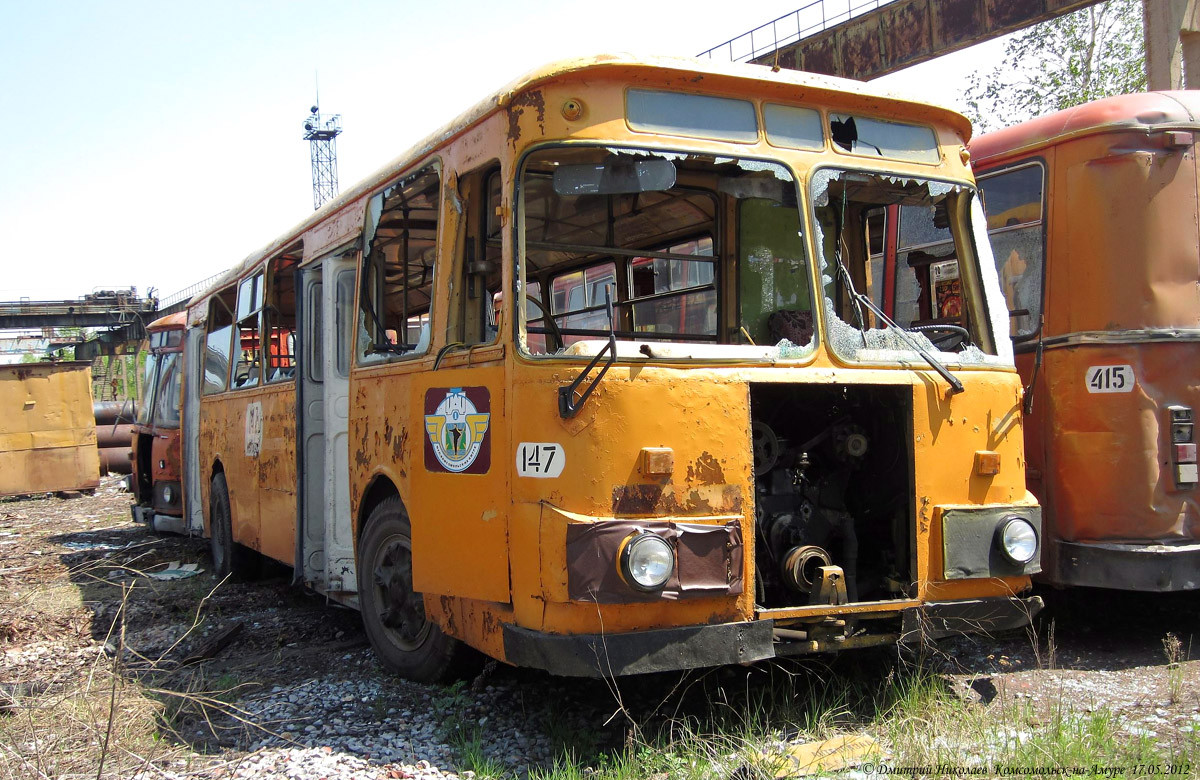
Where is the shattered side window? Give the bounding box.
[979,163,1045,339]
[357,166,440,364]
[812,168,1003,365]
[829,114,940,164]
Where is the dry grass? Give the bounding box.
[0,661,191,779]
[0,551,253,779]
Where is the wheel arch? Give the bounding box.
[202,458,226,537]
[357,474,401,547]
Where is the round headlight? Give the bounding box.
[620,533,675,591]
[162,485,174,504]
[997,516,1038,565]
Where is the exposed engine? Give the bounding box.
[751,384,912,608]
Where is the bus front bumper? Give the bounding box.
[501,596,1042,676]
[1054,540,1200,591]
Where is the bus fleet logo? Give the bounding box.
[424,387,491,474]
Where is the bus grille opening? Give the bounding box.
[750,383,913,608]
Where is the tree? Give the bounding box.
[964,0,1146,132]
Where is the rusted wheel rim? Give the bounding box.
[371,533,430,651]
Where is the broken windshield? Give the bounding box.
[518,147,815,360]
[811,168,1009,367]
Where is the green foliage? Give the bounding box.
[964,0,1145,132]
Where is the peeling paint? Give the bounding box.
[690,452,725,486]
[507,90,546,144]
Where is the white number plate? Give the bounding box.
[1085,365,1135,394]
[516,442,565,478]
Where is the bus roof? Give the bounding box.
[970,91,1200,166]
[148,311,186,331]
[189,53,973,311]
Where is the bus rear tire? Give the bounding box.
[358,496,480,683]
[209,472,257,581]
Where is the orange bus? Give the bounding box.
[131,312,188,534]
[182,55,1042,680]
[972,92,1200,591]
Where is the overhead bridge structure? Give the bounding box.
[700,0,1196,90]
[0,291,159,331]
[0,272,223,363]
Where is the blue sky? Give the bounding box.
[0,1,1003,303]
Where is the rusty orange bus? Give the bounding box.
[182,55,1043,681]
[971,92,1200,592]
[131,312,188,534]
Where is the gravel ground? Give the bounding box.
[1,480,617,778]
[3,480,1199,778]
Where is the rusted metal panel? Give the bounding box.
[0,361,100,495]
[969,92,1200,162]
[798,32,841,75]
[987,0,1035,29]
[200,385,298,565]
[879,0,934,70]
[838,18,886,78]
[933,0,988,49]
[751,0,1104,81]
[972,94,1200,588]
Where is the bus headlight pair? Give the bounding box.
[996,515,1038,565]
[618,532,675,591]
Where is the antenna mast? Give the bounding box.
[303,79,343,210]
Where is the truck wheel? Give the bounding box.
[208,472,257,580]
[357,496,479,682]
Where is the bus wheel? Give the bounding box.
[358,497,476,682]
[209,472,257,580]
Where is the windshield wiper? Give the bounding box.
[558,288,617,418]
[832,246,869,348]
[852,293,965,395]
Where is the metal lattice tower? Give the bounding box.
[303,102,342,210]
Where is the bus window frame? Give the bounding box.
[517,142,835,359]
[356,161,443,366]
[827,112,941,166]
[230,272,266,391]
[453,161,504,348]
[151,350,183,429]
[202,288,237,396]
[263,255,300,385]
[808,162,1002,364]
[976,158,1048,345]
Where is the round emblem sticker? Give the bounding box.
[424,387,491,473]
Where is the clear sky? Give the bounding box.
[0,0,1004,304]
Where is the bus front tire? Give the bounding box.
[358,497,479,683]
[209,472,257,580]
